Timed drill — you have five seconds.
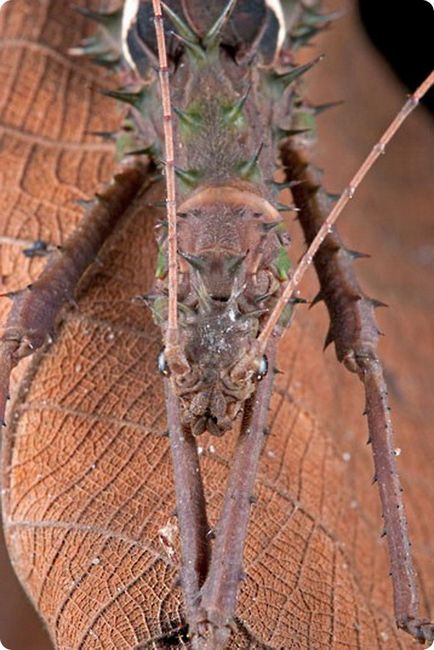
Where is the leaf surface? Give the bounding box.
[0,1,433,649]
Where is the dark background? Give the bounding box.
[358,0,434,113]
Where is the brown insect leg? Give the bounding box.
[257,73,433,356]
[192,343,277,650]
[280,142,433,644]
[0,161,149,429]
[164,379,211,627]
[360,356,433,643]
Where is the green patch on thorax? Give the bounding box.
[273,245,292,281]
[155,244,168,279]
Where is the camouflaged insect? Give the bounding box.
[1,2,433,647]
[77,0,325,436]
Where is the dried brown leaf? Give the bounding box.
[0,1,433,649]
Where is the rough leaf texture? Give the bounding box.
[0,1,433,648]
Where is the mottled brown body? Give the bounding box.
[156,181,288,435]
[121,1,310,435]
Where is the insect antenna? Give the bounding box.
[152,0,188,374]
[275,71,434,644]
[151,0,210,628]
[251,70,434,359]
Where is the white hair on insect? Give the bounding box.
[121,0,140,71]
[265,0,286,51]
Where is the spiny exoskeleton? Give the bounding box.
[2,1,432,649]
[71,0,329,438]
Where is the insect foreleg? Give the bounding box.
[280,140,434,644]
[0,161,149,430]
[197,341,276,650]
[194,343,276,650]
[164,378,211,628]
[164,340,277,649]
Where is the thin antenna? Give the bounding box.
[152,0,178,348]
[258,71,434,353]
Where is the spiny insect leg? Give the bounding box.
[280,142,434,644]
[0,161,149,430]
[254,72,434,356]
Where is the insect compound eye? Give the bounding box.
[255,355,268,381]
[157,349,170,376]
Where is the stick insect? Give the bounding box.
[0,0,433,648]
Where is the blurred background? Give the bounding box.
[359,0,434,113]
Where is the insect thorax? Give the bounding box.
[107,0,322,435]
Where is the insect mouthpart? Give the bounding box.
[171,303,261,436]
